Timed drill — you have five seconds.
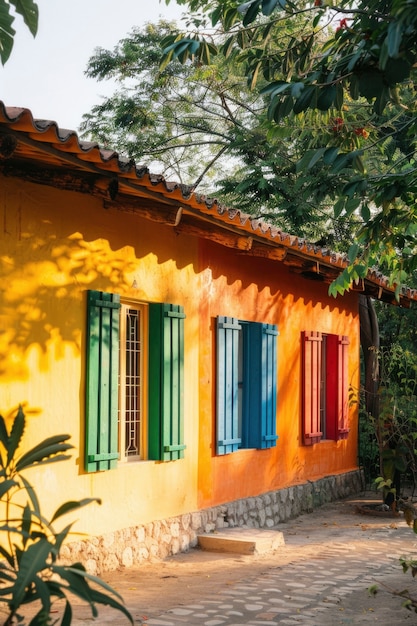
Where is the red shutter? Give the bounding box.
[302,331,323,445]
[337,335,350,439]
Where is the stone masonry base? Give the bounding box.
[60,469,363,575]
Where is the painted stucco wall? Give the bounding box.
[0,176,360,540]
[196,241,360,509]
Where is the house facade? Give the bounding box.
[1,103,415,573]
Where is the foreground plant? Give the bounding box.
[0,406,133,626]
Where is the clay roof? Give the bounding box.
[0,101,415,306]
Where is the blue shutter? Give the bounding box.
[85,290,120,472]
[216,316,241,454]
[246,323,279,449]
[148,303,186,461]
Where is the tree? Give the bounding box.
[164,0,417,295]
[0,0,38,65]
[81,17,361,241]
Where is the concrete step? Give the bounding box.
[197,527,285,555]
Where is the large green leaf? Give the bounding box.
[10,540,52,610]
[10,0,38,36]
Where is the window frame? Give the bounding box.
[118,300,149,462]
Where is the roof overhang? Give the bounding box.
[0,102,415,307]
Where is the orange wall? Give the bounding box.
[196,240,360,509]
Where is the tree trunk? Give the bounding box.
[359,295,380,418]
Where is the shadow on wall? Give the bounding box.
[0,182,355,382]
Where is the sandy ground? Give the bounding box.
[94,492,417,624]
[3,492,417,624]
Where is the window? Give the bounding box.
[216,316,278,455]
[301,331,350,445]
[118,302,147,461]
[85,291,186,472]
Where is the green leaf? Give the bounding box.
[54,523,73,556]
[7,406,25,467]
[335,81,344,109]
[51,498,101,524]
[10,0,38,36]
[15,434,73,472]
[348,243,359,263]
[21,504,32,547]
[290,81,304,99]
[52,564,134,623]
[20,474,40,517]
[379,39,389,71]
[249,60,262,90]
[358,69,384,100]
[296,149,316,173]
[0,1,15,65]
[355,264,367,278]
[0,478,17,499]
[60,601,72,626]
[10,540,52,610]
[293,85,316,114]
[334,197,346,219]
[0,414,9,451]
[31,574,51,619]
[307,147,326,169]
[331,152,352,174]
[323,147,339,165]
[361,203,371,222]
[384,58,410,86]
[349,74,359,100]
[0,544,16,568]
[386,20,403,59]
[241,0,261,26]
[262,0,278,16]
[261,80,289,97]
[353,154,366,174]
[316,84,336,111]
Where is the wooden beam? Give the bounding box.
[174,215,254,251]
[0,161,120,198]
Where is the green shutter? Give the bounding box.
[85,290,120,472]
[148,303,186,461]
[216,316,241,454]
[246,323,279,449]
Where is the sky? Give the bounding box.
[0,0,184,131]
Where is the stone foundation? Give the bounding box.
[60,469,363,575]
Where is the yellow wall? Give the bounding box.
[0,176,360,539]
